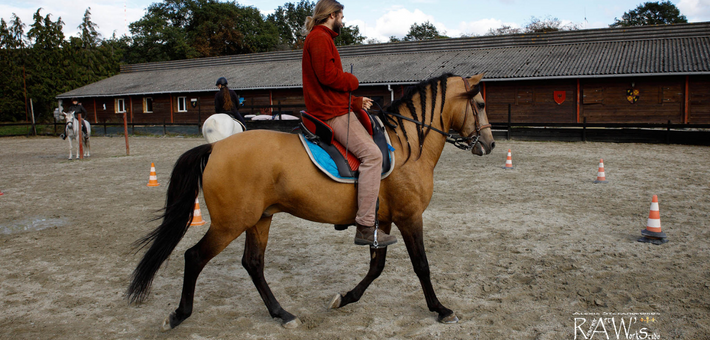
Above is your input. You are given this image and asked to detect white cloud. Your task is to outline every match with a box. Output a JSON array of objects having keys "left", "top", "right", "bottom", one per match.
[
  {"left": 0, "top": 2, "right": 146, "bottom": 39},
  {"left": 347, "top": 7, "right": 453, "bottom": 43},
  {"left": 677, "top": 0, "right": 710, "bottom": 22},
  {"left": 457, "top": 18, "right": 520, "bottom": 36}
]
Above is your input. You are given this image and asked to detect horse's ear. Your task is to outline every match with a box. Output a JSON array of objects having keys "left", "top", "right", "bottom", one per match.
[{"left": 467, "top": 73, "right": 485, "bottom": 85}]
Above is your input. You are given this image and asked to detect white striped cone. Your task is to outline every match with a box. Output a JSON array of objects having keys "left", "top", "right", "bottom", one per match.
[
  {"left": 503, "top": 149, "right": 514, "bottom": 169},
  {"left": 594, "top": 159, "right": 608, "bottom": 183},
  {"left": 147, "top": 162, "right": 160, "bottom": 187},
  {"left": 190, "top": 198, "right": 207, "bottom": 226},
  {"left": 641, "top": 195, "right": 666, "bottom": 239}
]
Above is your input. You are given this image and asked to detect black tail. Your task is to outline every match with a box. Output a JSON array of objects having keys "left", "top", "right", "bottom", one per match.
[{"left": 126, "top": 144, "right": 213, "bottom": 304}]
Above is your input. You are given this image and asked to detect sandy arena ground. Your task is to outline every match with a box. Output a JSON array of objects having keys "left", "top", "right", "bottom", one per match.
[{"left": 0, "top": 135, "right": 709, "bottom": 339}]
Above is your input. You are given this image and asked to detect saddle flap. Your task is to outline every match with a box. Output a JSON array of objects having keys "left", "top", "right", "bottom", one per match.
[
  {"left": 354, "top": 109, "right": 374, "bottom": 136},
  {"left": 300, "top": 111, "right": 334, "bottom": 145}
]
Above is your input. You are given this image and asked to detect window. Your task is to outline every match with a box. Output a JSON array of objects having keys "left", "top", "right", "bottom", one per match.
[
  {"left": 144, "top": 97, "right": 154, "bottom": 113},
  {"left": 177, "top": 96, "right": 187, "bottom": 112},
  {"left": 115, "top": 98, "right": 126, "bottom": 113}
]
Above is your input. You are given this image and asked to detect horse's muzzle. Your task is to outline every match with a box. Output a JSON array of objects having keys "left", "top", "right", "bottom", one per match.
[{"left": 471, "top": 140, "right": 495, "bottom": 156}]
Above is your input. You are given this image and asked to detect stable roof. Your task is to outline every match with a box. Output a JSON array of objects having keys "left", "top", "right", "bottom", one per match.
[{"left": 58, "top": 22, "right": 710, "bottom": 99}]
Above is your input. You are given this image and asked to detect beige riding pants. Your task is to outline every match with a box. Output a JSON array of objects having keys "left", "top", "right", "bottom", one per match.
[{"left": 326, "top": 113, "right": 383, "bottom": 227}]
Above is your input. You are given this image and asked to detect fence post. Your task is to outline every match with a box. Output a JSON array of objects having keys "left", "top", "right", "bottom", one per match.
[
  {"left": 123, "top": 112, "right": 130, "bottom": 156},
  {"left": 507, "top": 103, "right": 511, "bottom": 140},
  {"left": 582, "top": 117, "right": 587, "bottom": 142},
  {"left": 78, "top": 114, "right": 84, "bottom": 160}
]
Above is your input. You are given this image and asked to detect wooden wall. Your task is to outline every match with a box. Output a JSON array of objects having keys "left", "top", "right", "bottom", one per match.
[{"left": 76, "top": 76, "right": 707, "bottom": 125}]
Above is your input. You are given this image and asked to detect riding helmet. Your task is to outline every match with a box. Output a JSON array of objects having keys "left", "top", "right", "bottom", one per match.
[{"left": 215, "top": 77, "right": 228, "bottom": 86}]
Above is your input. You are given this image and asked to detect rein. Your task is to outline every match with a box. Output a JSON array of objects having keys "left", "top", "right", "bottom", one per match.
[{"left": 378, "top": 77, "right": 491, "bottom": 151}]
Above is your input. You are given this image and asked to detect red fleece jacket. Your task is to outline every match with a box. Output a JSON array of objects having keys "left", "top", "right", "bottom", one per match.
[{"left": 302, "top": 25, "right": 363, "bottom": 121}]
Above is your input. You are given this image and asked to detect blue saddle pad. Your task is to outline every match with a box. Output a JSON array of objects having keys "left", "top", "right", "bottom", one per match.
[{"left": 298, "top": 134, "right": 395, "bottom": 184}]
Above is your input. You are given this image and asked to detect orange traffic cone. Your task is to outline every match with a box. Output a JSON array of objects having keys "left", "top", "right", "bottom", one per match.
[
  {"left": 147, "top": 163, "right": 160, "bottom": 187},
  {"left": 638, "top": 195, "right": 668, "bottom": 244},
  {"left": 502, "top": 149, "right": 514, "bottom": 170},
  {"left": 190, "top": 198, "right": 207, "bottom": 226},
  {"left": 0, "top": 190, "right": 3, "bottom": 196},
  {"left": 594, "top": 159, "right": 608, "bottom": 183}
]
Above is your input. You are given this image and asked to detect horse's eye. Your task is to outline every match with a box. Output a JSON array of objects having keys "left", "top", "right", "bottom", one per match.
[{"left": 477, "top": 102, "right": 485, "bottom": 110}]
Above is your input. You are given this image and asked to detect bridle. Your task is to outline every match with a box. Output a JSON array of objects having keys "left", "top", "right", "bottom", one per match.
[
  {"left": 457, "top": 77, "right": 492, "bottom": 151},
  {"left": 380, "top": 77, "right": 491, "bottom": 151}
]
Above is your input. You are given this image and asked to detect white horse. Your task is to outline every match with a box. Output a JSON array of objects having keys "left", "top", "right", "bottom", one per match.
[
  {"left": 201, "top": 113, "right": 246, "bottom": 143},
  {"left": 62, "top": 111, "right": 91, "bottom": 160}
]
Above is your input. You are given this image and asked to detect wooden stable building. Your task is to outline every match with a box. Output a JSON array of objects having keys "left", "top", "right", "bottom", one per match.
[{"left": 58, "top": 22, "right": 710, "bottom": 125}]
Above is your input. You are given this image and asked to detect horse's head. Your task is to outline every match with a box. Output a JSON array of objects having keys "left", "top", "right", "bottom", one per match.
[
  {"left": 452, "top": 74, "right": 495, "bottom": 156},
  {"left": 63, "top": 111, "right": 75, "bottom": 127}
]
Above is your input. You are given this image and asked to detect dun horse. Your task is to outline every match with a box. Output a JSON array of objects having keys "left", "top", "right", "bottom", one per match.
[{"left": 128, "top": 73, "right": 495, "bottom": 330}]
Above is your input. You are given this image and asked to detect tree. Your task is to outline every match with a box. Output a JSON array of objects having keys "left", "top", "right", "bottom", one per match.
[
  {"left": 189, "top": 2, "right": 279, "bottom": 56},
  {"left": 485, "top": 25, "right": 522, "bottom": 36},
  {"left": 128, "top": 0, "right": 279, "bottom": 62},
  {"left": 610, "top": 1, "right": 687, "bottom": 27},
  {"left": 26, "top": 9, "right": 67, "bottom": 121},
  {"left": 334, "top": 24, "right": 365, "bottom": 46},
  {"left": 267, "top": 0, "right": 315, "bottom": 50},
  {"left": 524, "top": 16, "right": 579, "bottom": 33},
  {"left": 0, "top": 15, "right": 29, "bottom": 121},
  {"left": 403, "top": 21, "right": 448, "bottom": 41},
  {"left": 78, "top": 8, "right": 101, "bottom": 48}
]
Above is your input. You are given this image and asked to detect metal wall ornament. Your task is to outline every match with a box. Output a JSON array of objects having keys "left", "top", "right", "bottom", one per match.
[
  {"left": 626, "top": 88, "right": 640, "bottom": 104},
  {"left": 553, "top": 91, "right": 566, "bottom": 105}
]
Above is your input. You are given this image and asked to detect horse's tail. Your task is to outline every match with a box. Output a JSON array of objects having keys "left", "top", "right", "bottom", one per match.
[{"left": 126, "top": 143, "right": 213, "bottom": 304}]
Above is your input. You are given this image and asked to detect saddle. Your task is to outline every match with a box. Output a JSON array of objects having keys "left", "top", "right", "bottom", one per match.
[{"left": 297, "top": 110, "right": 395, "bottom": 183}]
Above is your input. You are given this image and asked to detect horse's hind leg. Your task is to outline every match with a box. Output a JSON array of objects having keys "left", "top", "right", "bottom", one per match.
[
  {"left": 399, "top": 216, "right": 458, "bottom": 323},
  {"left": 242, "top": 216, "right": 300, "bottom": 328},
  {"left": 162, "top": 225, "right": 242, "bottom": 331},
  {"left": 329, "top": 222, "right": 390, "bottom": 309},
  {"left": 84, "top": 137, "right": 90, "bottom": 157}
]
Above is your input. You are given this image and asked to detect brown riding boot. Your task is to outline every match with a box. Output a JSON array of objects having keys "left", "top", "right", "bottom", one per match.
[{"left": 354, "top": 223, "right": 397, "bottom": 247}]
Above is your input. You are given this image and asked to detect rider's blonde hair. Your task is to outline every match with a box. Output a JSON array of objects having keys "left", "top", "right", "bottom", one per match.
[{"left": 304, "top": 0, "right": 344, "bottom": 33}]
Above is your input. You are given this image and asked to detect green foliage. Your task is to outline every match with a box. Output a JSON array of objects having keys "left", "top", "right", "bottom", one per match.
[
  {"left": 0, "top": 1, "right": 369, "bottom": 122},
  {"left": 0, "top": 8, "right": 120, "bottom": 122},
  {"left": 611, "top": 1, "right": 688, "bottom": 27},
  {"left": 267, "top": 0, "right": 315, "bottom": 49},
  {"left": 403, "top": 21, "right": 448, "bottom": 41},
  {"left": 128, "top": 0, "right": 279, "bottom": 62},
  {"left": 334, "top": 24, "right": 365, "bottom": 46}
]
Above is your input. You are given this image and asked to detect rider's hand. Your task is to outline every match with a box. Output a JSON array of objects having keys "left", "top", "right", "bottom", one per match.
[{"left": 362, "top": 97, "right": 373, "bottom": 110}]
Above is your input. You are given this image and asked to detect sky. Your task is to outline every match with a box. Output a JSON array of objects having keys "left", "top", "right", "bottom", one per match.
[{"left": 1, "top": 0, "right": 709, "bottom": 43}]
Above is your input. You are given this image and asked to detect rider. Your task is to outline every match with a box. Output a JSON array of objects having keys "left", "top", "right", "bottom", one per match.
[
  {"left": 61, "top": 98, "right": 88, "bottom": 140},
  {"left": 214, "top": 77, "right": 246, "bottom": 125},
  {"left": 302, "top": 0, "right": 396, "bottom": 247}
]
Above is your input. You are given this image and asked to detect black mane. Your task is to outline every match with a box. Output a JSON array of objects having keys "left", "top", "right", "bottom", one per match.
[{"left": 382, "top": 73, "right": 458, "bottom": 162}]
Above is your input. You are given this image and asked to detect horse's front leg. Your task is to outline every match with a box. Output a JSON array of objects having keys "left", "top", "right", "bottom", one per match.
[
  {"left": 330, "top": 222, "right": 390, "bottom": 309},
  {"left": 399, "top": 216, "right": 458, "bottom": 323},
  {"left": 67, "top": 137, "right": 74, "bottom": 160},
  {"left": 242, "top": 217, "right": 300, "bottom": 328}
]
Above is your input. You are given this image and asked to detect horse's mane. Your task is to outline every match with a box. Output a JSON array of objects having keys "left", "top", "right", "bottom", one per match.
[{"left": 381, "top": 73, "right": 480, "bottom": 162}]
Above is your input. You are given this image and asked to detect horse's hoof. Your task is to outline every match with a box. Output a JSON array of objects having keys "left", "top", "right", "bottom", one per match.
[
  {"left": 282, "top": 317, "right": 301, "bottom": 329},
  {"left": 328, "top": 293, "right": 342, "bottom": 309},
  {"left": 161, "top": 317, "right": 172, "bottom": 332},
  {"left": 161, "top": 311, "right": 178, "bottom": 332},
  {"left": 438, "top": 313, "right": 459, "bottom": 324}
]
